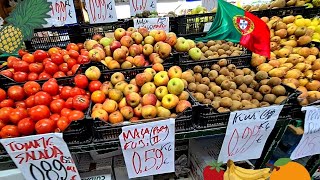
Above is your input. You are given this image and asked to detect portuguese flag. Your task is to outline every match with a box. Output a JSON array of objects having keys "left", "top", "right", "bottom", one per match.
[{"left": 197, "top": 0, "right": 270, "bottom": 58}]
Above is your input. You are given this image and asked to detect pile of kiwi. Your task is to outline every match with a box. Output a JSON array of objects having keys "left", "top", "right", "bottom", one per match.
[
  {"left": 185, "top": 59, "right": 288, "bottom": 113},
  {"left": 196, "top": 40, "right": 245, "bottom": 60}
]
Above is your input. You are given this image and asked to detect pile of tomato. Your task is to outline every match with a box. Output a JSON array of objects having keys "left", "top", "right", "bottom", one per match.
[
  {"left": 0, "top": 74, "right": 91, "bottom": 138},
  {"left": 0, "top": 43, "right": 90, "bottom": 82}
]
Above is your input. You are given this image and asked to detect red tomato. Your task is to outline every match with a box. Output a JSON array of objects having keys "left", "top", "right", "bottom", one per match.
[
  {"left": 80, "top": 49, "right": 89, "bottom": 56},
  {"left": 9, "top": 107, "right": 28, "bottom": 124},
  {"left": 48, "top": 47, "right": 59, "bottom": 56},
  {"left": 71, "top": 64, "right": 80, "bottom": 74},
  {"left": 0, "top": 88, "right": 6, "bottom": 102},
  {"left": 88, "top": 81, "right": 102, "bottom": 93},
  {"left": 42, "top": 80, "right": 59, "bottom": 96},
  {"left": 66, "top": 43, "right": 79, "bottom": 52},
  {"left": 0, "top": 121, "right": 6, "bottom": 130},
  {"left": 60, "top": 86, "right": 72, "bottom": 100},
  {"left": 38, "top": 72, "right": 52, "bottom": 80},
  {"left": 13, "top": 72, "right": 28, "bottom": 82},
  {"left": 22, "top": 53, "right": 35, "bottom": 63},
  {"left": 44, "top": 62, "right": 59, "bottom": 75},
  {"left": 0, "top": 107, "right": 14, "bottom": 124},
  {"left": 24, "top": 81, "right": 41, "bottom": 96},
  {"left": 34, "top": 91, "right": 52, "bottom": 106},
  {"left": 18, "top": 49, "right": 28, "bottom": 57},
  {"left": 27, "top": 73, "right": 39, "bottom": 81},
  {"left": 35, "top": 118, "right": 56, "bottom": 134},
  {"left": 68, "top": 50, "right": 79, "bottom": 59},
  {"left": 25, "top": 96, "right": 35, "bottom": 108},
  {"left": 74, "top": 74, "right": 89, "bottom": 89},
  {"left": 67, "top": 71, "right": 73, "bottom": 76},
  {"left": 77, "top": 43, "right": 84, "bottom": 50},
  {"left": 13, "top": 60, "right": 29, "bottom": 72},
  {"left": 50, "top": 114, "right": 61, "bottom": 122},
  {"left": 29, "top": 63, "right": 44, "bottom": 73},
  {"left": 7, "top": 56, "right": 20, "bottom": 68},
  {"left": 72, "top": 95, "right": 90, "bottom": 111},
  {"left": 59, "top": 49, "right": 68, "bottom": 56},
  {"left": 61, "top": 108, "right": 72, "bottom": 117},
  {"left": 70, "top": 87, "right": 83, "bottom": 97},
  {"left": 33, "top": 50, "right": 48, "bottom": 62},
  {"left": 17, "top": 118, "right": 35, "bottom": 135},
  {"left": 53, "top": 71, "right": 66, "bottom": 78},
  {"left": 29, "top": 105, "right": 50, "bottom": 122},
  {"left": 66, "top": 58, "right": 77, "bottom": 69},
  {"left": 91, "top": 90, "right": 106, "bottom": 104},
  {"left": 51, "top": 53, "right": 64, "bottom": 65},
  {"left": 0, "top": 99, "right": 14, "bottom": 108},
  {"left": 42, "top": 58, "right": 52, "bottom": 66},
  {"left": 8, "top": 86, "right": 25, "bottom": 101},
  {"left": 50, "top": 99, "right": 65, "bottom": 113},
  {"left": 68, "top": 110, "right": 84, "bottom": 121},
  {"left": 56, "top": 117, "right": 71, "bottom": 132},
  {"left": 77, "top": 55, "right": 90, "bottom": 64},
  {"left": 0, "top": 125, "right": 20, "bottom": 138},
  {"left": 0, "top": 70, "right": 14, "bottom": 78},
  {"left": 65, "top": 98, "right": 73, "bottom": 109},
  {"left": 59, "top": 63, "right": 69, "bottom": 73},
  {"left": 15, "top": 101, "right": 26, "bottom": 108}
]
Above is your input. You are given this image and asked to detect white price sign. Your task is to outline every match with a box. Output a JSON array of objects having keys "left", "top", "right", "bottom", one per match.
[
  {"left": 85, "top": 0, "right": 117, "bottom": 24},
  {"left": 44, "top": 0, "right": 77, "bottom": 27},
  {"left": 202, "top": 0, "right": 217, "bottom": 11},
  {"left": 119, "top": 118, "right": 175, "bottom": 179},
  {"left": 130, "top": 0, "right": 157, "bottom": 17},
  {"left": 133, "top": 17, "right": 169, "bottom": 32},
  {"left": 203, "top": 22, "right": 213, "bottom": 32},
  {"left": 1, "top": 133, "right": 80, "bottom": 180},
  {"left": 218, "top": 105, "right": 283, "bottom": 163},
  {"left": 291, "top": 106, "right": 320, "bottom": 160}
]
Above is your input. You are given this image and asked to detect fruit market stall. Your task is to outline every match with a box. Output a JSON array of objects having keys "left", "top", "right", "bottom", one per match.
[{"left": 0, "top": 0, "right": 320, "bottom": 179}]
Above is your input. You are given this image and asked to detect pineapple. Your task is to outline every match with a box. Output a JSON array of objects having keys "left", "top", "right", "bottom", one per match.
[{"left": 0, "top": 0, "right": 51, "bottom": 54}]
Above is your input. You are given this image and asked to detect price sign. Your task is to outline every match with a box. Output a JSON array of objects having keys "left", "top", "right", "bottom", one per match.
[
  {"left": 119, "top": 118, "right": 175, "bottom": 178},
  {"left": 203, "top": 22, "right": 213, "bottom": 32},
  {"left": 130, "top": 0, "right": 157, "bottom": 17},
  {"left": 291, "top": 106, "right": 320, "bottom": 160},
  {"left": 44, "top": 0, "right": 77, "bottom": 27},
  {"left": 84, "top": 0, "right": 117, "bottom": 24},
  {"left": 1, "top": 133, "right": 80, "bottom": 180},
  {"left": 202, "top": 0, "right": 217, "bottom": 11},
  {"left": 133, "top": 17, "right": 169, "bottom": 32},
  {"left": 218, "top": 105, "right": 284, "bottom": 163}
]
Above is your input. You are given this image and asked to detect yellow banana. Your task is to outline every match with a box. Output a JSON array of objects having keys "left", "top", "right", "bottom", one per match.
[
  {"left": 233, "top": 167, "right": 271, "bottom": 180},
  {"left": 228, "top": 165, "right": 242, "bottom": 180},
  {"left": 224, "top": 168, "right": 230, "bottom": 180}
]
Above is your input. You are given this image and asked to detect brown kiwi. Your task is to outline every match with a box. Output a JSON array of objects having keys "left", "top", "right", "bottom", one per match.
[
  {"left": 196, "top": 84, "right": 209, "bottom": 94},
  {"left": 220, "top": 90, "right": 231, "bottom": 98},
  {"left": 186, "top": 69, "right": 194, "bottom": 75},
  {"left": 231, "top": 94, "right": 242, "bottom": 101},
  {"left": 202, "top": 68, "right": 210, "bottom": 77},
  {"left": 238, "top": 84, "right": 248, "bottom": 92},
  {"left": 243, "top": 75, "right": 254, "bottom": 85},
  {"left": 230, "top": 82, "right": 237, "bottom": 89},
  {"left": 220, "top": 97, "right": 233, "bottom": 107},
  {"left": 275, "top": 96, "right": 287, "bottom": 104},
  {"left": 242, "top": 68, "right": 252, "bottom": 75},
  {"left": 241, "top": 100, "right": 252, "bottom": 106},
  {"left": 209, "top": 82, "right": 217, "bottom": 91},
  {"left": 205, "top": 91, "right": 215, "bottom": 100},
  {"left": 229, "top": 89, "right": 235, "bottom": 94},
  {"left": 211, "top": 101, "right": 220, "bottom": 109},
  {"left": 229, "top": 72, "right": 235, "bottom": 78},
  {"left": 230, "top": 100, "right": 243, "bottom": 111},
  {"left": 234, "top": 89, "right": 243, "bottom": 95},
  {"left": 252, "top": 92, "right": 263, "bottom": 101},
  {"left": 227, "top": 64, "right": 236, "bottom": 71},
  {"left": 246, "top": 88, "right": 255, "bottom": 95},
  {"left": 194, "top": 93, "right": 205, "bottom": 103},
  {"left": 267, "top": 77, "right": 282, "bottom": 86},
  {"left": 241, "top": 93, "right": 252, "bottom": 100},
  {"left": 215, "top": 75, "right": 228, "bottom": 85},
  {"left": 233, "top": 75, "right": 244, "bottom": 86},
  {"left": 259, "top": 85, "right": 272, "bottom": 94},
  {"left": 211, "top": 64, "right": 221, "bottom": 71},
  {"left": 234, "top": 69, "right": 245, "bottom": 76},
  {"left": 249, "top": 80, "right": 259, "bottom": 90},
  {"left": 217, "top": 107, "right": 230, "bottom": 113},
  {"left": 193, "top": 65, "right": 202, "bottom": 73},
  {"left": 221, "top": 80, "right": 232, "bottom": 90},
  {"left": 208, "top": 70, "right": 219, "bottom": 81},
  {"left": 260, "top": 101, "right": 270, "bottom": 107},
  {"left": 260, "top": 79, "right": 269, "bottom": 86},
  {"left": 217, "top": 49, "right": 226, "bottom": 55},
  {"left": 201, "top": 46, "right": 209, "bottom": 53},
  {"left": 188, "top": 83, "right": 197, "bottom": 92},
  {"left": 213, "top": 96, "right": 222, "bottom": 101},
  {"left": 194, "top": 73, "right": 202, "bottom": 82},
  {"left": 251, "top": 99, "right": 260, "bottom": 107},
  {"left": 263, "top": 94, "right": 277, "bottom": 103},
  {"left": 271, "top": 85, "right": 286, "bottom": 96},
  {"left": 202, "top": 99, "right": 212, "bottom": 104},
  {"left": 201, "top": 77, "right": 211, "bottom": 85},
  {"left": 255, "top": 71, "right": 269, "bottom": 81},
  {"left": 210, "top": 85, "right": 222, "bottom": 95},
  {"left": 219, "top": 67, "right": 230, "bottom": 76},
  {"left": 218, "top": 59, "right": 228, "bottom": 67}
]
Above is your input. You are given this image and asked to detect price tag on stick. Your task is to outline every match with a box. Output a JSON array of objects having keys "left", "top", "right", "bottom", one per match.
[
  {"left": 1, "top": 133, "right": 80, "bottom": 180},
  {"left": 44, "top": 0, "right": 77, "bottom": 27},
  {"left": 84, "top": 0, "right": 118, "bottom": 24},
  {"left": 133, "top": 17, "right": 169, "bottom": 32},
  {"left": 119, "top": 118, "right": 175, "bottom": 179},
  {"left": 130, "top": 0, "right": 157, "bottom": 17},
  {"left": 290, "top": 106, "right": 320, "bottom": 160},
  {"left": 218, "top": 105, "right": 284, "bottom": 163}
]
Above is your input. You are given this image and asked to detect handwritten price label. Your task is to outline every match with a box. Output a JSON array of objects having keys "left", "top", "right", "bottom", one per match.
[
  {"left": 119, "top": 118, "right": 175, "bottom": 178},
  {"left": 133, "top": 17, "right": 169, "bottom": 32},
  {"left": 218, "top": 105, "right": 283, "bottom": 163},
  {"left": 0, "top": 133, "right": 80, "bottom": 180},
  {"left": 85, "top": 0, "right": 118, "bottom": 24},
  {"left": 202, "top": 0, "right": 217, "bottom": 11},
  {"left": 291, "top": 106, "right": 320, "bottom": 160},
  {"left": 130, "top": 0, "right": 157, "bottom": 16},
  {"left": 44, "top": 0, "right": 77, "bottom": 27}
]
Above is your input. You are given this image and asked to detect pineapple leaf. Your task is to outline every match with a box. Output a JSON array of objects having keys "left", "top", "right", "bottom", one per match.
[{"left": 5, "top": 0, "right": 51, "bottom": 40}]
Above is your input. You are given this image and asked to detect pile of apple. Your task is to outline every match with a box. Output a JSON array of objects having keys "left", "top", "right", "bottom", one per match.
[
  {"left": 89, "top": 64, "right": 192, "bottom": 124},
  {"left": 84, "top": 27, "right": 196, "bottom": 70},
  {"left": 0, "top": 43, "right": 90, "bottom": 82}
]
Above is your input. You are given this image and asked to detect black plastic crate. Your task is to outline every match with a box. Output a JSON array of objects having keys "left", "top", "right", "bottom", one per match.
[
  {"left": 179, "top": 55, "right": 252, "bottom": 71},
  {"left": 175, "top": 13, "right": 215, "bottom": 37},
  {"left": 24, "top": 24, "right": 81, "bottom": 51},
  {"left": 268, "top": 6, "right": 306, "bottom": 17},
  {"left": 79, "top": 20, "right": 130, "bottom": 41},
  {"left": 304, "top": 7, "right": 320, "bottom": 18}
]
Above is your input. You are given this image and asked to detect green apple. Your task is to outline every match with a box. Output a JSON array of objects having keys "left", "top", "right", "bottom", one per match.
[
  {"left": 174, "top": 37, "right": 190, "bottom": 52},
  {"left": 167, "top": 78, "right": 184, "bottom": 95},
  {"left": 155, "top": 86, "right": 168, "bottom": 100},
  {"left": 188, "top": 47, "right": 202, "bottom": 61},
  {"left": 100, "top": 37, "right": 113, "bottom": 47},
  {"left": 141, "top": 82, "right": 156, "bottom": 95},
  {"left": 161, "top": 94, "right": 179, "bottom": 109}
]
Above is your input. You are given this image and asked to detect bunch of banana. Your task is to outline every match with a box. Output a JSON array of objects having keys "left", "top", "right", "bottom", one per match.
[{"left": 224, "top": 160, "right": 271, "bottom": 180}]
